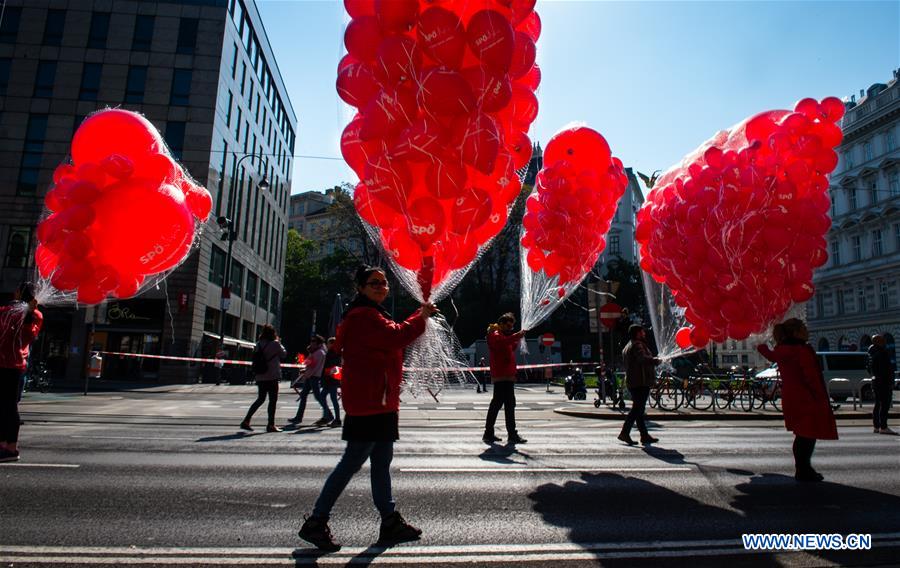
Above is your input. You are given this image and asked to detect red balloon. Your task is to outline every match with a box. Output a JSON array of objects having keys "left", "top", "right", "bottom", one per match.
[
  {"left": 507, "top": 131, "right": 532, "bottom": 170},
  {"left": 374, "top": 36, "right": 421, "bottom": 86},
  {"left": 450, "top": 187, "right": 492, "bottom": 234},
  {"left": 71, "top": 110, "right": 162, "bottom": 167},
  {"left": 336, "top": 62, "right": 379, "bottom": 108},
  {"left": 509, "top": 32, "right": 536, "bottom": 78},
  {"left": 363, "top": 154, "right": 411, "bottom": 212},
  {"left": 375, "top": 0, "right": 418, "bottom": 33},
  {"left": 543, "top": 125, "right": 611, "bottom": 170},
  {"left": 462, "top": 66, "right": 512, "bottom": 113},
  {"left": 360, "top": 87, "right": 417, "bottom": 140},
  {"left": 344, "top": 0, "right": 374, "bottom": 18},
  {"left": 383, "top": 227, "right": 423, "bottom": 270},
  {"left": 87, "top": 180, "right": 195, "bottom": 276},
  {"left": 184, "top": 183, "right": 212, "bottom": 220},
  {"left": 517, "top": 10, "right": 541, "bottom": 42},
  {"left": 407, "top": 196, "right": 446, "bottom": 249},
  {"left": 425, "top": 158, "right": 468, "bottom": 200},
  {"left": 461, "top": 112, "right": 501, "bottom": 174},
  {"left": 391, "top": 116, "right": 445, "bottom": 162},
  {"left": 344, "top": 16, "right": 382, "bottom": 63},
  {"left": 466, "top": 10, "right": 515, "bottom": 73},
  {"left": 675, "top": 327, "right": 692, "bottom": 349},
  {"left": 417, "top": 7, "right": 466, "bottom": 70},
  {"left": 518, "top": 62, "right": 541, "bottom": 91},
  {"left": 418, "top": 67, "right": 476, "bottom": 116},
  {"left": 342, "top": 117, "right": 380, "bottom": 177},
  {"left": 354, "top": 183, "right": 399, "bottom": 228}
]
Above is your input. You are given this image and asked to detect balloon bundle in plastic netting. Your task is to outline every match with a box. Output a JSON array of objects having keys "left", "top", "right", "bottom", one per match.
[
  {"left": 34, "top": 109, "right": 212, "bottom": 306},
  {"left": 338, "top": 0, "right": 541, "bottom": 393},
  {"left": 519, "top": 125, "right": 627, "bottom": 333},
  {"left": 635, "top": 97, "right": 844, "bottom": 353}
]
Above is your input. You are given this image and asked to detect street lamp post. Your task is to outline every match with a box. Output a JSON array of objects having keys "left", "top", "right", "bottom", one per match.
[{"left": 215, "top": 153, "right": 269, "bottom": 383}]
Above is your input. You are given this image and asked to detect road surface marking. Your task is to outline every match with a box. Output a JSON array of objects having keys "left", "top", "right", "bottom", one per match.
[
  {"left": 70, "top": 435, "right": 196, "bottom": 440},
  {"left": 0, "top": 463, "right": 79, "bottom": 468},
  {"left": 400, "top": 466, "right": 694, "bottom": 473}
]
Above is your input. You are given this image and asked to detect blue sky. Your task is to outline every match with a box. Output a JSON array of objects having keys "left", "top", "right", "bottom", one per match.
[{"left": 255, "top": 0, "right": 900, "bottom": 195}]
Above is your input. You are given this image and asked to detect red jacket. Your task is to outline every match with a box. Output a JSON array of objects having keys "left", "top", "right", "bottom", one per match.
[
  {"left": 758, "top": 343, "right": 838, "bottom": 440},
  {"left": 334, "top": 304, "right": 425, "bottom": 416},
  {"left": 487, "top": 330, "right": 520, "bottom": 380},
  {"left": 0, "top": 303, "right": 43, "bottom": 370}
]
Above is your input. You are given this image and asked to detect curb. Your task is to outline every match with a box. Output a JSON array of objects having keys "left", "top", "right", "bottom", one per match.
[{"left": 553, "top": 407, "right": 900, "bottom": 421}]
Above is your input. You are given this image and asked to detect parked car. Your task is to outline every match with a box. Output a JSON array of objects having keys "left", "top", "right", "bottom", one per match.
[{"left": 755, "top": 351, "right": 875, "bottom": 402}]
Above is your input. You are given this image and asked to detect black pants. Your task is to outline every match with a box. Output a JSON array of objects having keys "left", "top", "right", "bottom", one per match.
[
  {"left": 792, "top": 436, "right": 817, "bottom": 474},
  {"left": 484, "top": 381, "right": 517, "bottom": 435},
  {"left": 1, "top": 368, "right": 23, "bottom": 444},
  {"left": 244, "top": 380, "right": 279, "bottom": 426},
  {"left": 621, "top": 386, "right": 651, "bottom": 436},
  {"left": 872, "top": 379, "right": 893, "bottom": 430}
]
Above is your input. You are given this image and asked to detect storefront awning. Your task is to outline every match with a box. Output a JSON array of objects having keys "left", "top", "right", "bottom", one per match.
[{"left": 202, "top": 331, "right": 256, "bottom": 349}]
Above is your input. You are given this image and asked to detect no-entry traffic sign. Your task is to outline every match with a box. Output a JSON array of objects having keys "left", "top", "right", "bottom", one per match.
[
  {"left": 540, "top": 333, "right": 555, "bottom": 346},
  {"left": 600, "top": 303, "right": 623, "bottom": 329}
]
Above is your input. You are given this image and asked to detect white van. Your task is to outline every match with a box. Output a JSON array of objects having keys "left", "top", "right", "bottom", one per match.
[{"left": 755, "top": 351, "right": 872, "bottom": 402}]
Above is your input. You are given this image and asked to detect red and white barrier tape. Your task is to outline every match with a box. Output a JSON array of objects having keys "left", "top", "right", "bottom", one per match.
[{"left": 97, "top": 351, "right": 595, "bottom": 373}]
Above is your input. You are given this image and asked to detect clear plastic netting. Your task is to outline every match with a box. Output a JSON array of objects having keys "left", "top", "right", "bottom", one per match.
[
  {"left": 635, "top": 97, "right": 844, "bottom": 350},
  {"left": 33, "top": 108, "right": 211, "bottom": 308},
  {"left": 519, "top": 125, "right": 627, "bottom": 335},
  {"left": 338, "top": 0, "right": 542, "bottom": 394},
  {"left": 639, "top": 253, "right": 694, "bottom": 364}
]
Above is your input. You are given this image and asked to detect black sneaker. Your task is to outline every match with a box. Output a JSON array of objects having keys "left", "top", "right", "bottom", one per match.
[
  {"left": 795, "top": 470, "right": 824, "bottom": 482},
  {"left": 0, "top": 449, "right": 20, "bottom": 463},
  {"left": 313, "top": 416, "right": 333, "bottom": 426},
  {"left": 482, "top": 433, "right": 502, "bottom": 444},
  {"left": 239, "top": 421, "right": 253, "bottom": 431},
  {"left": 286, "top": 417, "right": 301, "bottom": 424},
  {"left": 329, "top": 419, "right": 342, "bottom": 428},
  {"left": 640, "top": 434, "right": 659, "bottom": 445},
  {"left": 298, "top": 515, "right": 341, "bottom": 552},
  {"left": 378, "top": 511, "right": 422, "bottom": 544},
  {"left": 617, "top": 432, "right": 636, "bottom": 446}
]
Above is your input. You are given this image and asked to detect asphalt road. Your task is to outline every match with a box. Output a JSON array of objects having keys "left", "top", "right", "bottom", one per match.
[{"left": 2, "top": 386, "right": 899, "bottom": 567}]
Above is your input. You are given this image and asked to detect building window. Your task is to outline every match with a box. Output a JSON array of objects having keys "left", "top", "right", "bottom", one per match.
[
  {"left": 270, "top": 288, "right": 279, "bottom": 314},
  {"left": 34, "top": 61, "right": 57, "bottom": 98},
  {"left": 0, "top": 6, "right": 21, "bottom": 43},
  {"left": 241, "top": 320, "right": 254, "bottom": 341},
  {"left": 231, "top": 43, "right": 238, "bottom": 79},
  {"left": 836, "top": 289, "right": 845, "bottom": 315},
  {"left": 887, "top": 131, "right": 896, "bottom": 153},
  {"left": 4, "top": 227, "right": 32, "bottom": 268},
  {"left": 0, "top": 58, "right": 10, "bottom": 96},
  {"left": 872, "top": 230, "right": 883, "bottom": 256},
  {"left": 240, "top": 61, "right": 247, "bottom": 95},
  {"left": 230, "top": 260, "right": 244, "bottom": 296},
  {"left": 43, "top": 10, "right": 66, "bottom": 46},
  {"left": 235, "top": 107, "right": 242, "bottom": 143},
  {"left": 132, "top": 15, "right": 154, "bottom": 51},
  {"left": 225, "top": 90, "right": 233, "bottom": 127},
  {"left": 857, "top": 287, "right": 867, "bottom": 313},
  {"left": 881, "top": 282, "right": 890, "bottom": 309},
  {"left": 216, "top": 142, "right": 228, "bottom": 216},
  {"left": 259, "top": 281, "right": 270, "bottom": 311},
  {"left": 18, "top": 115, "right": 48, "bottom": 196},
  {"left": 125, "top": 66, "right": 147, "bottom": 104},
  {"left": 170, "top": 69, "right": 192, "bottom": 106},
  {"left": 79, "top": 62, "right": 102, "bottom": 101},
  {"left": 87, "top": 12, "right": 111, "bottom": 49},
  {"left": 164, "top": 121, "right": 186, "bottom": 161},
  {"left": 848, "top": 187, "right": 857, "bottom": 210},
  {"left": 609, "top": 234, "right": 620, "bottom": 255},
  {"left": 208, "top": 245, "right": 226, "bottom": 286},
  {"left": 830, "top": 240, "right": 840, "bottom": 266},
  {"left": 176, "top": 18, "right": 199, "bottom": 55},
  {"left": 870, "top": 180, "right": 878, "bottom": 204},
  {"left": 852, "top": 235, "right": 861, "bottom": 262},
  {"left": 864, "top": 141, "right": 873, "bottom": 162},
  {"left": 203, "top": 307, "right": 220, "bottom": 333},
  {"left": 815, "top": 290, "right": 824, "bottom": 317},
  {"left": 845, "top": 149, "right": 854, "bottom": 170},
  {"left": 896, "top": 224, "right": 900, "bottom": 250},
  {"left": 890, "top": 172, "right": 899, "bottom": 197},
  {"left": 246, "top": 271, "right": 258, "bottom": 304}
]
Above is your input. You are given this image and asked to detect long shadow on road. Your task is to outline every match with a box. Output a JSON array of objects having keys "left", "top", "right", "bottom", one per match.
[{"left": 529, "top": 462, "right": 900, "bottom": 566}]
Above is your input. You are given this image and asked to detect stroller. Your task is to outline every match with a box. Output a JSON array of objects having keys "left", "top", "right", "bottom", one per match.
[
  {"left": 594, "top": 368, "right": 626, "bottom": 410},
  {"left": 564, "top": 368, "right": 588, "bottom": 400}
]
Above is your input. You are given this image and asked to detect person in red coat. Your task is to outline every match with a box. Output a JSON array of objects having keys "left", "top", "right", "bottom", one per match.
[
  {"left": 757, "top": 318, "right": 838, "bottom": 482},
  {"left": 298, "top": 266, "right": 437, "bottom": 552},
  {"left": 482, "top": 312, "right": 526, "bottom": 445},
  {"left": 1, "top": 282, "right": 43, "bottom": 463}
]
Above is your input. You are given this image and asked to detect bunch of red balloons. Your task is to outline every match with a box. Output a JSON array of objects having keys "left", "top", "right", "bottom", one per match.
[
  {"left": 636, "top": 97, "right": 844, "bottom": 348},
  {"left": 35, "top": 109, "right": 212, "bottom": 305},
  {"left": 521, "top": 126, "right": 627, "bottom": 287},
  {"left": 339, "top": 0, "right": 541, "bottom": 299}
]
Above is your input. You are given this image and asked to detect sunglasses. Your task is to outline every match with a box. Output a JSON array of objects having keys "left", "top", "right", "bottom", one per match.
[{"left": 366, "top": 280, "right": 389, "bottom": 289}]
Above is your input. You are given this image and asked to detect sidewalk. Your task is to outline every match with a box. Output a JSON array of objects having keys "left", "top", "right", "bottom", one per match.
[{"left": 555, "top": 402, "right": 900, "bottom": 421}]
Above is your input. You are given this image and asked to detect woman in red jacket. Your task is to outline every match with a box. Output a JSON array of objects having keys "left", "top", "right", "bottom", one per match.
[
  {"left": 0, "top": 282, "right": 43, "bottom": 463},
  {"left": 757, "top": 318, "right": 837, "bottom": 482},
  {"left": 483, "top": 312, "right": 526, "bottom": 445},
  {"left": 299, "top": 266, "right": 437, "bottom": 552}
]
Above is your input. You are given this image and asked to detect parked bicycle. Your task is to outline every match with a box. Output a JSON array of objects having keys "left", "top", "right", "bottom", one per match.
[
  {"left": 651, "top": 374, "right": 683, "bottom": 411},
  {"left": 713, "top": 373, "right": 754, "bottom": 412},
  {"left": 750, "top": 377, "right": 782, "bottom": 411},
  {"left": 681, "top": 375, "right": 715, "bottom": 411},
  {"left": 23, "top": 361, "right": 52, "bottom": 393}
]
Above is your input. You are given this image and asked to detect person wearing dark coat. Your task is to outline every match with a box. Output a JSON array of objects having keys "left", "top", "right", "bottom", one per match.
[
  {"left": 618, "top": 325, "right": 660, "bottom": 445},
  {"left": 240, "top": 324, "right": 286, "bottom": 433},
  {"left": 757, "top": 319, "right": 838, "bottom": 482},
  {"left": 867, "top": 335, "right": 896, "bottom": 435},
  {"left": 298, "top": 266, "right": 437, "bottom": 552},
  {"left": 482, "top": 313, "right": 526, "bottom": 445}
]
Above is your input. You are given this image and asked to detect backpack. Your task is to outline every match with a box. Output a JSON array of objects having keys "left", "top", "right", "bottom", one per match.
[{"left": 251, "top": 342, "right": 273, "bottom": 374}]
